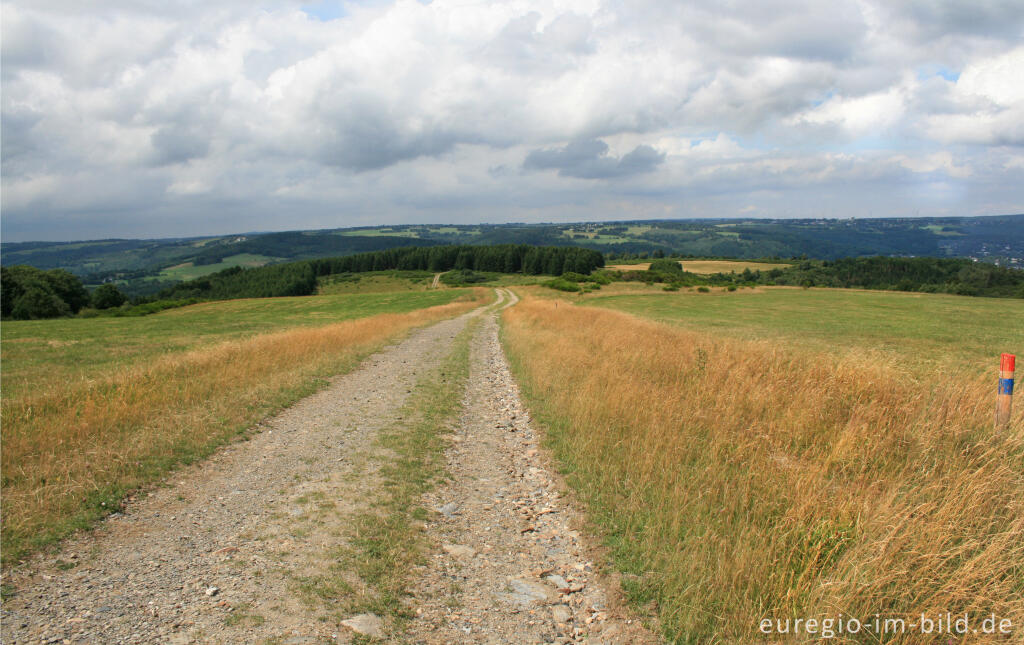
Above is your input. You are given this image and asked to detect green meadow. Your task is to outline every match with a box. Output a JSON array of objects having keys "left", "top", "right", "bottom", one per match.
[
  {"left": 585, "top": 286, "right": 1024, "bottom": 370},
  {"left": 158, "top": 252, "right": 280, "bottom": 280},
  {"left": 317, "top": 270, "right": 436, "bottom": 294},
  {"left": 2, "top": 289, "right": 470, "bottom": 399}
]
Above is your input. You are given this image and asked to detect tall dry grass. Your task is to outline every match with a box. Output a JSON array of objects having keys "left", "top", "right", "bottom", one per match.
[
  {"left": 502, "top": 295, "right": 1024, "bottom": 643},
  {"left": 1, "top": 291, "right": 488, "bottom": 562}
]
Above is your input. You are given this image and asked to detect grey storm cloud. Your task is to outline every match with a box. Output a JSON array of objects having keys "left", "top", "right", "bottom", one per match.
[
  {"left": 150, "top": 126, "right": 210, "bottom": 166},
  {"left": 312, "top": 98, "right": 462, "bottom": 171},
  {"left": 895, "top": 0, "right": 1024, "bottom": 40},
  {"left": 1, "top": 0, "right": 1022, "bottom": 241},
  {"left": 524, "top": 139, "right": 666, "bottom": 179}
]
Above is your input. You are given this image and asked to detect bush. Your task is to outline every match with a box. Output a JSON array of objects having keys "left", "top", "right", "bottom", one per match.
[
  {"left": 697, "top": 286, "right": 710, "bottom": 293},
  {"left": 560, "top": 271, "right": 613, "bottom": 285},
  {"left": 727, "top": 285, "right": 737, "bottom": 292},
  {"left": 648, "top": 259, "right": 684, "bottom": 275},
  {"left": 108, "top": 299, "right": 200, "bottom": 317},
  {"left": 11, "top": 285, "right": 71, "bottom": 319},
  {"left": 543, "top": 278, "right": 582, "bottom": 292},
  {"left": 560, "top": 272, "right": 590, "bottom": 282},
  {"left": 440, "top": 269, "right": 491, "bottom": 285},
  {"left": 91, "top": 284, "right": 127, "bottom": 309}
]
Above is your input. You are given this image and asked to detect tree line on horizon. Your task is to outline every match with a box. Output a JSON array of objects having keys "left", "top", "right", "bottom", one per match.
[
  {"left": 4, "top": 246, "right": 1023, "bottom": 320},
  {"left": 154, "top": 244, "right": 605, "bottom": 301},
  {"left": 627, "top": 256, "right": 1024, "bottom": 298}
]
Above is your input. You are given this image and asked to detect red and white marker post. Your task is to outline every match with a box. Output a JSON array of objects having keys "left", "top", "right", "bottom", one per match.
[{"left": 996, "top": 353, "right": 1015, "bottom": 429}]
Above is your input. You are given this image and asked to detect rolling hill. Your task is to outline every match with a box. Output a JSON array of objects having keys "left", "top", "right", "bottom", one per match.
[{"left": 3, "top": 215, "right": 1022, "bottom": 296}]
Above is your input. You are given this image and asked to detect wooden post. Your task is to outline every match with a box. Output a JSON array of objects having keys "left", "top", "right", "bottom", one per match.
[{"left": 996, "top": 353, "right": 1015, "bottom": 429}]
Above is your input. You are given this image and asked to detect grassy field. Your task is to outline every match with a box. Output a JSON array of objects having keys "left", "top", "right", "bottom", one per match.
[
  {"left": 315, "top": 270, "right": 551, "bottom": 295},
  {"left": 2, "top": 290, "right": 471, "bottom": 400},
  {"left": 317, "top": 270, "right": 436, "bottom": 294},
  {"left": 159, "top": 252, "right": 279, "bottom": 280},
  {"left": 583, "top": 287, "right": 1024, "bottom": 369},
  {"left": 606, "top": 259, "right": 791, "bottom": 273},
  {"left": 1, "top": 288, "right": 490, "bottom": 562},
  {"left": 502, "top": 289, "right": 1024, "bottom": 643}
]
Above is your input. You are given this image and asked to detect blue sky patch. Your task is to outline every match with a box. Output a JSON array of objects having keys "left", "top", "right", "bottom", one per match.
[
  {"left": 301, "top": 0, "right": 346, "bottom": 21},
  {"left": 917, "top": 65, "right": 960, "bottom": 82}
]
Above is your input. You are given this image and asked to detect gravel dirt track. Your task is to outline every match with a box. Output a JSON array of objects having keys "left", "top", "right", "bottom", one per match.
[{"left": 2, "top": 289, "right": 658, "bottom": 644}]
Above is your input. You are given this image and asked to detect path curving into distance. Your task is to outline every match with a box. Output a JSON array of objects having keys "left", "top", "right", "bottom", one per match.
[{"left": 2, "top": 289, "right": 657, "bottom": 644}]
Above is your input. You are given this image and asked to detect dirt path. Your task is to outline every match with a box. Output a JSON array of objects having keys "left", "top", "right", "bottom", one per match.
[
  {"left": 406, "top": 290, "right": 657, "bottom": 644},
  {"left": 430, "top": 273, "right": 441, "bottom": 289},
  {"left": 2, "top": 290, "right": 657, "bottom": 645}
]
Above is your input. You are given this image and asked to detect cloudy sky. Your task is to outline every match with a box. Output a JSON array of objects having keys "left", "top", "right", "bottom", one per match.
[{"left": 2, "top": 0, "right": 1023, "bottom": 241}]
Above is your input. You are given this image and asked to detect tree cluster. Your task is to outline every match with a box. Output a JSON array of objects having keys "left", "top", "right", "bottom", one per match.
[
  {"left": 307, "top": 244, "right": 603, "bottom": 275},
  {"left": 1, "top": 265, "right": 90, "bottom": 319},
  {"left": 647, "top": 258, "right": 684, "bottom": 275},
  {"left": 156, "top": 245, "right": 605, "bottom": 302},
  {"left": 609, "top": 256, "right": 1023, "bottom": 298},
  {"left": 2, "top": 266, "right": 135, "bottom": 319},
  {"left": 156, "top": 262, "right": 318, "bottom": 301},
  {"left": 755, "top": 257, "right": 1024, "bottom": 297}
]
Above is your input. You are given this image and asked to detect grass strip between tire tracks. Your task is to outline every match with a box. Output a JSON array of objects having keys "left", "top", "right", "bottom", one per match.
[{"left": 294, "top": 315, "right": 479, "bottom": 638}]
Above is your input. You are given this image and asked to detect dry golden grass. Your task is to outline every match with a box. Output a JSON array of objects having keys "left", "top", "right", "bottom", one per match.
[
  {"left": 502, "top": 294, "right": 1024, "bottom": 643},
  {"left": 1, "top": 290, "right": 488, "bottom": 562},
  {"left": 606, "top": 260, "right": 790, "bottom": 274}
]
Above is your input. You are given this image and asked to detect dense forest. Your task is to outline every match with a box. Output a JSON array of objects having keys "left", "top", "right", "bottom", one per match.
[
  {"left": 758, "top": 257, "right": 1024, "bottom": 297},
  {"left": 187, "top": 231, "right": 422, "bottom": 266},
  {"left": 156, "top": 245, "right": 605, "bottom": 301}
]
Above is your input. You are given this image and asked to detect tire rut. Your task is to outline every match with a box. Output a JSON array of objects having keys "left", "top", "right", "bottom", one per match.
[{"left": 406, "top": 289, "right": 659, "bottom": 644}]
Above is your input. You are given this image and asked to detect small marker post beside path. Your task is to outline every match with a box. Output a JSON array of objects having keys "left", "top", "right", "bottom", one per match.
[{"left": 996, "top": 353, "right": 1015, "bottom": 429}]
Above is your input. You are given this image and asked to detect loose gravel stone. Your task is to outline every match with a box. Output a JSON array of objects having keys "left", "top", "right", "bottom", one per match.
[{"left": 341, "top": 613, "right": 385, "bottom": 639}]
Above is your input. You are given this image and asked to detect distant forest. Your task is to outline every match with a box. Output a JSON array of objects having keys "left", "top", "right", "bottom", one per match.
[
  {"left": 4, "top": 246, "right": 1023, "bottom": 320},
  {"left": 763, "top": 257, "right": 1024, "bottom": 297},
  {"left": 629, "top": 256, "right": 1024, "bottom": 298},
  {"left": 3, "top": 215, "right": 1022, "bottom": 299},
  {"left": 155, "top": 245, "right": 604, "bottom": 301}
]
